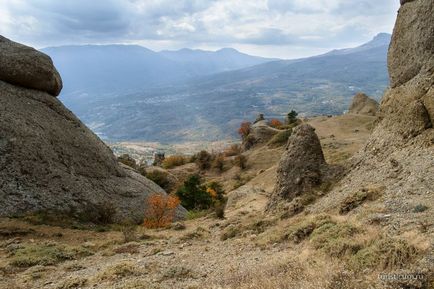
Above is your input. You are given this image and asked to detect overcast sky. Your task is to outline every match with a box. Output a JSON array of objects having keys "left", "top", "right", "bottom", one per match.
[{"left": 0, "top": 0, "right": 399, "bottom": 59}]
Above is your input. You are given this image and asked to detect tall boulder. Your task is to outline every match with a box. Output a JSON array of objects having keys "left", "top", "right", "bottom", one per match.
[
  {"left": 0, "top": 36, "right": 185, "bottom": 222},
  {"left": 348, "top": 93, "right": 379, "bottom": 116},
  {"left": 267, "top": 124, "right": 328, "bottom": 210}
]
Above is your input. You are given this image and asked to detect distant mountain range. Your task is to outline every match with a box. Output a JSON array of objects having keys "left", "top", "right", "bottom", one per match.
[
  {"left": 41, "top": 45, "right": 274, "bottom": 97},
  {"left": 43, "top": 33, "right": 391, "bottom": 142}
]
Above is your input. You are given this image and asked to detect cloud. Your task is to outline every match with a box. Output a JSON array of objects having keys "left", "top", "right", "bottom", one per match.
[{"left": 0, "top": 0, "right": 399, "bottom": 58}]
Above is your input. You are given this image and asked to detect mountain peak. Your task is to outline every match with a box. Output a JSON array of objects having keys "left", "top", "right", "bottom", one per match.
[{"left": 369, "top": 33, "right": 392, "bottom": 46}]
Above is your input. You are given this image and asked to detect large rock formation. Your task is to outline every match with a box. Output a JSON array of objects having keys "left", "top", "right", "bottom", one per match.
[
  {"left": 267, "top": 124, "right": 328, "bottom": 209},
  {"left": 0, "top": 36, "right": 185, "bottom": 222},
  {"left": 348, "top": 93, "right": 379, "bottom": 116},
  {"left": 310, "top": 0, "right": 434, "bottom": 233},
  {"left": 242, "top": 120, "right": 280, "bottom": 150},
  {"left": 0, "top": 36, "right": 62, "bottom": 96}
]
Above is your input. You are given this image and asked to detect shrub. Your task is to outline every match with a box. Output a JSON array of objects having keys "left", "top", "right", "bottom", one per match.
[
  {"left": 212, "top": 154, "right": 225, "bottom": 172},
  {"left": 234, "top": 154, "right": 248, "bottom": 170},
  {"left": 268, "top": 129, "right": 292, "bottom": 147},
  {"left": 117, "top": 154, "right": 137, "bottom": 169},
  {"left": 286, "top": 110, "right": 298, "bottom": 124},
  {"left": 176, "top": 175, "right": 213, "bottom": 210},
  {"left": 143, "top": 193, "right": 180, "bottom": 228},
  {"left": 145, "top": 169, "right": 172, "bottom": 192},
  {"left": 238, "top": 121, "right": 252, "bottom": 141},
  {"left": 195, "top": 150, "right": 213, "bottom": 170},
  {"left": 9, "top": 242, "right": 92, "bottom": 268},
  {"left": 413, "top": 204, "right": 428, "bottom": 213},
  {"left": 224, "top": 144, "right": 241, "bottom": 157},
  {"left": 350, "top": 237, "right": 419, "bottom": 270},
  {"left": 268, "top": 119, "right": 283, "bottom": 128},
  {"left": 162, "top": 155, "right": 186, "bottom": 169}
]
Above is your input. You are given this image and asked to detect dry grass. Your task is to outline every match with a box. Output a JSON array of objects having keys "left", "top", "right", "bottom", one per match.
[
  {"left": 7, "top": 242, "right": 93, "bottom": 268},
  {"left": 95, "top": 261, "right": 144, "bottom": 281},
  {"left": 55, "top": 276, "right": 88, "bottom": 289}
]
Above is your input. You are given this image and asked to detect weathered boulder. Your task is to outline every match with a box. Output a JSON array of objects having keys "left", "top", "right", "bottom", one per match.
[
  {"left": 267, "top": 124, "right": 327, "bottom": 209},
  {"left": 348, "top": 93, "right": 379, "bottom": 116},
  {"left": 0, "top": 37, "right": 186, "bottom": 222},
  {"left": 0, "top": 36, "right": 62, "bottom": 96}
]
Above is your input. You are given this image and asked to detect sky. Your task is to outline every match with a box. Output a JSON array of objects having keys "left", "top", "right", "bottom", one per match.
[{"left": 0, "top": 0, "right": 400, "bottom": 59}]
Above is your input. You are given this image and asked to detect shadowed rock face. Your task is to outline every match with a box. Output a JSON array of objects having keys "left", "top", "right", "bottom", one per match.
[
  {"left": 267, "top": 124, "right": 327, "bottom": 209},
  {"left": 0, "top": 36, "right": 186, "bottom": 222},
  {"left": 0, "top": 36, "right": 62, "bottom": 96}
]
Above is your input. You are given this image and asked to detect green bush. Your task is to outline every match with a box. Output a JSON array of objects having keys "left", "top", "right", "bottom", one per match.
[{"left": 176, "top": 175, "right": 213, "bottom": 210}]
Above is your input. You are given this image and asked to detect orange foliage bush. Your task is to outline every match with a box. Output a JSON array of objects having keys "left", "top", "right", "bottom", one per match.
[
  {"left": 268, "top": 119, "right": 283, "bottom": 128},
  {"left": 238, "top": 122, "right": 251, "bottom": 140},
  {"left": 143, "top": 193, "right": 180, "bottom": 228}
]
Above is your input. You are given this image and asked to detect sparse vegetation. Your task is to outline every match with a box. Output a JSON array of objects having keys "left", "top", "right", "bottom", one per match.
[
  {"left": 8, "top": 242, "right": 92, "bottom": 268},
  {"left": 96, "top": 261, "right": 143, "bottom": 281},
  {"left": 350, "top": 237, "right": 419, "bottom": 270},
  {"left": 162, "top": 155, "right": 187, "bottom": 169},
  {"left": 268, "top": 129, "right": 292, "bottom": 147}
]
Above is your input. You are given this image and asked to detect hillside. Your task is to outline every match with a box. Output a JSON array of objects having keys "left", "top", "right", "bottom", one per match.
[{"left": 59, "top": 33, "right": 390, "bottom": 142}]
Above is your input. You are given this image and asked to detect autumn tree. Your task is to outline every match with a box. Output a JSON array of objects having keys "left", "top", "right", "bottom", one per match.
[
  {"left": 238, "top": 121, "right": 252, "bottom": 141},
  {"left": 143, "top": 193, "right": 180, "bottom": 228}
]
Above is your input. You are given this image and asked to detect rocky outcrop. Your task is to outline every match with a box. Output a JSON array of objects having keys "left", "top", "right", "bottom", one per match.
[
  {"left": 0, "top": 36, "right": 62, "bottom": 96},
  {"left": 267, "top": 124, "right": 328, "bottom": 209},
  {"left": 309, "top": 0, "right": 434, "bottom": 233},
  {"left": 242, "top": 120, "right": 280, "bottom": 150},
  {"left": 348, "top": 93, "right": 379, "bottom": 116},
  {"left": 0, "top": 36, "right": 186, "bottom": 222}
]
